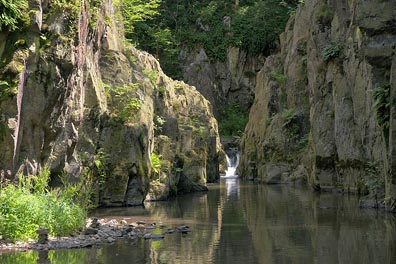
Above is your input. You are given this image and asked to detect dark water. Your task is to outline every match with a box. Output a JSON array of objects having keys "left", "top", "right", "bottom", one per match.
[{"left": 1, "top": 179, "right": 396, "bottom": 263}]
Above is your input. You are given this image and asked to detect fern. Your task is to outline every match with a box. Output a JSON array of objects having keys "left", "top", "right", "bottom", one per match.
[{"left": 0, "top": 0, "right": 28, "bottom": 31}]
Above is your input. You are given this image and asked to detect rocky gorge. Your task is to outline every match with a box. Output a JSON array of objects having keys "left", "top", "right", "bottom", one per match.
[{"left": 0, "top": 0, "right": 395, "bottom": 251}]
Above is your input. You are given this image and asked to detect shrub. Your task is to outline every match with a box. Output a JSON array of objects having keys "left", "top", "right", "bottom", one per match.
[
  {"left": 372, "top": 85, "right": 390, "bottom": 130},
  {"left": 103, "top": 82, "right": 142, "bottom": 123},
  {"left": 218, "top": 103, "right": 249, "bottom": 136},
  {"left": 271, "top": 67, "right": 287, "bottom": 85},
  {"left": 151, "top": 153, "right": 163, "bottom": 177},
  {"left": 0, "top": 167, "right": 87, "bottom": 242},
  {"left": 322, "top": 42, "right": 343, "bottom": 61},
  {"left": 0, "top": 0, "right": 28, "bottom": 31}
]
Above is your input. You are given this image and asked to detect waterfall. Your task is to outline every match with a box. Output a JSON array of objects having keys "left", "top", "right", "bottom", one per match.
[{"left": 224, "top": 149, "right": 240, "bottom": 177}]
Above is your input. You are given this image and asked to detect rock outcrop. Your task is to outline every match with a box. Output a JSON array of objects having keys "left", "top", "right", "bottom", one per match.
[
  {"left": 239, "top": 0, "right": 396, "bottom": 210},
  {"left": 181, "top": 47, "right": 264, "bottom": 116},
  {"left": 0, "top": 0, "right": 220, "bottom": 206}
]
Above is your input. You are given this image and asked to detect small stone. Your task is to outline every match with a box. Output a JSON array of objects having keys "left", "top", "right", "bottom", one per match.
[
  {"left": 107, "top": 237, "right": 116, "bottom": 243},
  {"left": 136, "top": 221, "right": 146, "bottom": 225},
  {"left": 36, "top": 227, "right": 50, "bottom": 244},
  {"left": 150, "top": 234, "right": 165, "bottom": 240},
  {"left": 89, "top": 217, "right": 100, "bottom": 228},
  {"left": 84, "top": 227, "right": 99, "bottom": 235},
  {"left": 166, "top": 229, "right": 175, "bottom": 234}
]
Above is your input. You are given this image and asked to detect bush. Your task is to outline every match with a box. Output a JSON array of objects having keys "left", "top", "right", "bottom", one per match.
[
  {"left": 0, "top": 167, "right": 87, "bottom": 242},
  {"left": 372, "top": 85, "right": 390, "bottom": 130},
  {"left": 151, "top": 153, "right": 162, "bottom": 177},
  {"left": 322, "top": 42, "right": 343, "bottom": 61},
  {"left": 218, "top": 103, "right": 249, "bottom": 136},
  {"left": 128, "top": 0, "right": 299, "bottom": 78},
  {"left": 0, "top": 0, "right": 28, "bottom": 31}
]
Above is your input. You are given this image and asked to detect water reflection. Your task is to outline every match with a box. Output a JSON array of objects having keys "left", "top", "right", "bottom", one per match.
[
  {"left": 1, "top": 180, "right": 395, "bottom": 263},
  {"left": 225, "top": 178, "right": 240, "bottom": 199}
]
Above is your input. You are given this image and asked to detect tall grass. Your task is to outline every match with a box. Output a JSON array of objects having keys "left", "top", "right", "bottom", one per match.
[{"left": 0, "top": 166, "right": 88, "bottom": 242}]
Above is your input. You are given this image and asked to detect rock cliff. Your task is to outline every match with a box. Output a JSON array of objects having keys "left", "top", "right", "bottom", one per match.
[
  {"left": 239, "top": 0, "right": 396, "bottom": 210},
  {"left": 181, "top": 46, "right": 264, "bottom": 117},
  {"left": 0, "top": 0, "right": 221, "bottom": 206}
]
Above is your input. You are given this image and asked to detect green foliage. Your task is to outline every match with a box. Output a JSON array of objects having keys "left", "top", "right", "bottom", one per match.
[
  {"left": 143, "top": 69, "right": 159, "bottom": 83},
  {"left": 154, "top": 115, "right": 166, "bottom": 134},
  {"left": 322, "top": 42, "right": 343, "bottom": 61},
  {"left": 218, "top": 103, "right": 249, "bottom": 136},
  {"left": 281, "top": 108, "right": 307, "bottom": 150},
  {"left": 0, "top": 166, "right": 87, "bottom": 242},
  {"left": 316, "top": 3, "right": 334, "bottom": 25},
  {"left": 120, "top": 0, "right": 161, "bottom": 37},
  {"left": 87, "top": 0, "right": 102, "bottom": 30},
  {"left": 151, "top": 153, "right": 162, "bottom": 176},
  {"left": 0, "top": 80, "right": 18, "bottom": 100},
  {"left": 127, "top": 0, "right": 299, "bottom": 79},
  {"left": 0, "top": 0, "right": 28, "bottom": 31},
  {"left": 372, "top": 85, "right": 390, "bottom": 130},
  {"left": 271, "top": 67, "right": 287, "bottom": 85},
  {"left": 103, "top": 82, "right": 142, "bottom": 123},
  {"left": 281, "top": 108, "right": 297, "bottom": 127},
  {"left": 363, "top": 161, "right": 384, "bottom": 199},
  {"left": 51, "top": 0, "right": 81, "bottom": 24}
]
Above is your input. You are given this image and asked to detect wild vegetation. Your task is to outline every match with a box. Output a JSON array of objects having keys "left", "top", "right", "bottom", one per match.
[
  {"left": 0, "top": 167, "right": 90, "bottom": 242},
  {"left": 127, "top": 0, "right": 301, "bottom": 79},
  {"left": 0, "top": 0, "right": 28, "bottom": 31}
]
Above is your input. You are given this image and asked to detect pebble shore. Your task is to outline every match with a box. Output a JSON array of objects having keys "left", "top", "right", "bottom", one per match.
[{"left": 0, "top": 217, "right": 191, "bottom": 252}]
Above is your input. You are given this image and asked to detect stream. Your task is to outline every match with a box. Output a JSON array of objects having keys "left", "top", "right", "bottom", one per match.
[{"left": 1, "top": 179, "right": 396, "bottom": 263}]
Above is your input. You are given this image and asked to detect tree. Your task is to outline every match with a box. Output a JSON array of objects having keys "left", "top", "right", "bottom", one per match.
[{"left": 120, "top": 0, "right": 161, "bottom": 39}]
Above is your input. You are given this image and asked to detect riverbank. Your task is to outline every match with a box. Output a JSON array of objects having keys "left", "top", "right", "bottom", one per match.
[{"left": 0, "top": 217, "right": 190, "bottom": 252}]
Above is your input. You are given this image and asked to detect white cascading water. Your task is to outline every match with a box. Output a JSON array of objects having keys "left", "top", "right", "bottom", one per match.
[{"left": 224, "top": 151, "right": 240, "bottom": 177}]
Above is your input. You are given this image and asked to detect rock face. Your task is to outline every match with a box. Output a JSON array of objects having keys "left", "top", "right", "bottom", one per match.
[
  {"left": 181, "top": 47, "right": 264, "bottom": 116},
  {"left": 239, "top": 0, "right": 396, "bottom": 210},
  {"left": 0, "top": 0, "right": 220, "bottom": 206}
]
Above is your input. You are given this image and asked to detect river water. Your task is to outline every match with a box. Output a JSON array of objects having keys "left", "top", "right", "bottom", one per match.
[{"left": 1, "top": 179, "right": 396, "bottom": 263}]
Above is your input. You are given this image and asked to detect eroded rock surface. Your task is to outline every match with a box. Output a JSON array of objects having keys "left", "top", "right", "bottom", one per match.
[
  {"left": 239, "top": 0, "right": 396, "bottom": 210},
  {"left": 0, "top": 0, "right": 221, "bottom": 206}
]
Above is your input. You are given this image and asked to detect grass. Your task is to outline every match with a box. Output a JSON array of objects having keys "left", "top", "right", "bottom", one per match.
[{"left": 0, "top": 167, "right": 88, "bottom": 242}]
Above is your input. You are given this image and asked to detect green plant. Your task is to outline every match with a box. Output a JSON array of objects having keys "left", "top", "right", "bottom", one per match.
[
  {"left": 281, "top": 108, "right": 297, "bottom": 127},
  {"left": 372, "top": 85, "right": 390, "bottom": 130},
  {"left": 316, "top": 3, "right": 334, "bottom": 25},
  {"left": 157, "top": 86, "right": 166, "bottom": 97},
  {"left": 103, "top": 82, "right": 142, "bottom": 123},
  {"left": 0, "top": 0, "right": 28, "bottom": 31},
  {"left": 363, "top": 161, "right": 384, "bottom": 200},
  {"left": 322, "top": 42, "right": 343, "bottom": 61},
  {"left": 151, "top": 153, "right": 162, "bottom": 177},
  {"left": 143, "top": 69, "right": 159, "bottom": 83},
  {"left": 120, "top": 0, "right": 161, "bottom": 38},
  {"left": 51, "top": 0, "right": 81, "bottom": 31},
  {"left": 218, "top": 103, "right": 249, "bottom": 136},
  {"left": 271, "top": 67, "right": 287, "bottom": 85},
  {"left": 154, "top": 115, "right": 166, "bottom": 133},
  {"left": 0, "top": 166, "right": 87, "bottom": 242},
  {"left": 127, "top": 0, "right": 298, "bottom": 78}
]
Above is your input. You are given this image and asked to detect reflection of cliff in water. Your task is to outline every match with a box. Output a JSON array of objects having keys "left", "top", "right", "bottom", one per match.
[{"left": 240, "top": 184, "right": 396, "bottom": 264}]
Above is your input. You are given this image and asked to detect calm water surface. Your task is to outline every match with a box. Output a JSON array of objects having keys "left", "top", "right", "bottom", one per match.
[{"left": 1, "top": 179, "right": 396, "bottom": 263}]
